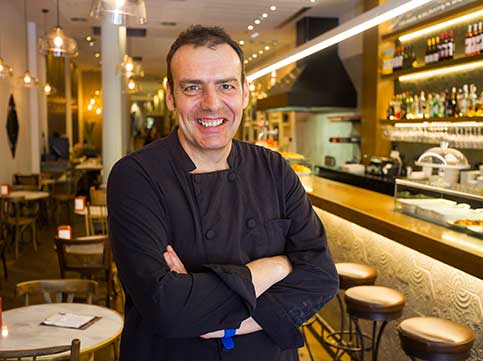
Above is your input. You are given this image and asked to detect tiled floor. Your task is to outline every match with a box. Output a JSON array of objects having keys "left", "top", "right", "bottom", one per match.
[{"left": 0, "top": 215, "right": 340, "bottom": 361}]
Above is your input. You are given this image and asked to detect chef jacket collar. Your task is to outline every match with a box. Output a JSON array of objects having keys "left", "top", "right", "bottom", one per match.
[{"left": 166, "top": 126, "right": 239, "bottom": 173}]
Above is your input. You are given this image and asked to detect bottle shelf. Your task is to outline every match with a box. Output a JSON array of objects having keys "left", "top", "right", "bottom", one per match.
[
  {"left": 381, "top": 53, "right": 483, "bottom": 80},
  {"left": 380, "top": 116, "right": 483, "bottom": 125}
]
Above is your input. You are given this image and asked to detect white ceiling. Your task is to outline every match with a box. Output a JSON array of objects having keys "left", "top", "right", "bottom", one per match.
[{"left": 10, "top": 0, "right": 362, "bottom": 82}]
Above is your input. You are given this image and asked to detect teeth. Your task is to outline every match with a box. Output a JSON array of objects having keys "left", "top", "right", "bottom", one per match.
[{"left": 197, "top": 118, "right": 224, "bottom": 127}]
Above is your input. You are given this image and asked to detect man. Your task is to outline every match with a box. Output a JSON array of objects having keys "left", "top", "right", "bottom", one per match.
[{"left": 107, "top": 25, "right": 338, "bottom": 361}]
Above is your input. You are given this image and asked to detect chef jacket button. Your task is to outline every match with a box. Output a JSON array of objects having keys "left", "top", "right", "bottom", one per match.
[
  {"left": 246, "top": 218, "right": 256, "bottom": 229},
  {"left": 228, "top": 172, "right": 236, "bottom": 182},
  {"left": 205, "top": 229, "right": 216, "bottom": 239}
]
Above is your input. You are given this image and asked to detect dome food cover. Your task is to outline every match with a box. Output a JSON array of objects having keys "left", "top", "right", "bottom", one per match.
[{"left": 415, "top": 142, "right": 470, "bottom": 170}]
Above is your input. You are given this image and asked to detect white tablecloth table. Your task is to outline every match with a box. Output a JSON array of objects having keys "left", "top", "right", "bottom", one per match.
[{"left": 0, "top": 303, "right": 123, "bottom": 359}]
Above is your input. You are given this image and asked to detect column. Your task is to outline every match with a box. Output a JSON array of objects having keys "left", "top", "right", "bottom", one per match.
[
  {"left": 38, "top": 52, "right": 49, "bottom": 157},
  {"left": 101, "top": 17, "right": 126, "bottom": 183},
  {"left": 27, "top": 22, "right": 40, "bottom": 173},
  {"left": 65, "top": 57, "right": 73, "bottom": 148}
]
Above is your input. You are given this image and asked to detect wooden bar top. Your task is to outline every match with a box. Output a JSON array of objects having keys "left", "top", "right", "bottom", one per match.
[{"left": 303, "top": 176, "right": 483, "bottom": 280}]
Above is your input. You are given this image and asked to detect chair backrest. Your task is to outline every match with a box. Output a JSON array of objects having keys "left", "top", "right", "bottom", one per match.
[
  {"left": 52, "top": 176, "right": 79, "bottom": 197},
  {"left": 16, "top": 279, "right": 98, "bottom": 306},
  {"left": 0, "top": 338, "right": 80, "bottom": 361},
  {"left": 54, "top": 235, "right": 111, "bottom": 278},
  {"left": 87, "top": 205, "right": 108, "bottom": 235},
  {"left": 12, "top": 174, "right": 41, "bottom": 190},
  {"left": 89, "top": 186, "right": 106, "bottom": 206}
]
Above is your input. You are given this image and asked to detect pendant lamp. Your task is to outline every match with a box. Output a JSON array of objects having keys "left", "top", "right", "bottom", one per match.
[
  {"left": 90, "top": 0, "right": 147, "bottom": 26},
  {"left": 21, "top": 0, "right": 38, "bottom": 87},
  {"left": 0, "top": 35, "right": 13, "bottom": 79},
  {"left": 39, "top": 9, "right": 55, "bottom": 95},
  {"left": 39, "top": 0, "right": 78, "bottom": 57}
]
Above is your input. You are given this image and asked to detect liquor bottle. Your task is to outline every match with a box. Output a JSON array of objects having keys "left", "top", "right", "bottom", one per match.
[
  {"left": 432, "top": 93, "right": 440, "bottom": 118},
  {"left": 425, "top": 38, "right": 431, "bottom": 64},
  {"left": 456, "top": 88, "right": 464, "bottom": 117},
  {"left": 419, "top": 91, "right": 426, "bottom": 119},
  {"left": 444, "top": 89, "right": 452, "bottom": 117},
  {"left": 439, "top": 92, "right": 446, "bottom": 118},
  {"left": 469, "top": 84, "right": 478, "bottom": 111},
  {"left": 441, "top": 32, "right": 447, "bottom": 60},
  {"left": 435, "top": 36, "right": 440, "bottom": 62},
  {"left": 480, "top": 22, "right": 483, "bottom": 53},
  {"left": 460, "top": 84, "right": 469, "bottom": 116},
  {"left": 451, "top": 87, "right": 458, "bottom": 116},
  {"left": 448, "top": 30, "right": 455, "bottom": 59},
  {"left": 476, "top": 22, "right": 482, "bottom": 55},
  {"left": 414, "top": 94, "right": 420, "bottom": 118},
  {"left": 465, "top": 25, "right": 473, "bottom": 56}
]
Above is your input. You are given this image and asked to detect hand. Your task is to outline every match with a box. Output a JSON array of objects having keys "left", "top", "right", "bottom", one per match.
[
  {"left": 163, "top": 245, "right": 188, "bottom": 274},
  {"left": 199, "top": 317, "right": 262, "bottom": 339},
  {"left": 200, "top": 329, "right": 225, "bottom": 339}
]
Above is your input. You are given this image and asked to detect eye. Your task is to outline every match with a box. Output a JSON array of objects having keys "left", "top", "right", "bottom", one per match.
[
  {"left": 221, "top": 84, "right": 235, "bottom": 91},
  {"left": 184, "top": 85, "right": 201, "bottom": 94}
]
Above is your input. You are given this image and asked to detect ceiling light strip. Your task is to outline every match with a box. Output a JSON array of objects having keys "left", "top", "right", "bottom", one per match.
[
  {"left": 399, "top": 60, "right": 483, "bottom": 81},
  {"left": 246, "top": 0, "right": 433, "bottom": 82},
  {"left": 399, "top": 9, "right": 483, "bottom": 42}
]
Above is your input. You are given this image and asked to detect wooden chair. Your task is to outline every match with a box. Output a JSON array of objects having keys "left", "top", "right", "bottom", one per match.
[
  {"left": 54, "top": 235, "right": 113, "bottom": 307},
  {"left": 89, "top": 186, "right": 106, "bottom": 206},
  {"left": 0, "top": 222, "right": 8, "bottom": 281},
  {"left": 16, "top": 279, "right": 98, "bottom": 306},
  {"left": 0, "top": 196, "right": 37, "bottom": 259},
  {"left": 0, "top": 338, "right": 80, "bottom": 361},
  {"left": 86, "top": 205, "right": 108, "bottom": 235},
  {"left": 12, "top": 173, "right": 41, "bottom": 191},
  {"left": 51, "top": 176, "right": 79, "bottom": 225}
]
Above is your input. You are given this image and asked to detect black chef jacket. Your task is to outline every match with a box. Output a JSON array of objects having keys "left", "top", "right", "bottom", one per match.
[{"left": 107, "top": 129, "right": 339, "bottom": 361}]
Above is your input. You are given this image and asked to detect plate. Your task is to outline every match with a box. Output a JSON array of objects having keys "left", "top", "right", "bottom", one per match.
[{"left": 467, "top": 226, "right": 483, "bottom": 234}]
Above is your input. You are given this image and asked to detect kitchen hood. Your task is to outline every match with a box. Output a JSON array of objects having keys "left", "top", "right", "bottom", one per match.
[{"left": 256, "top": 17, "right": 357, "bottom": 111}]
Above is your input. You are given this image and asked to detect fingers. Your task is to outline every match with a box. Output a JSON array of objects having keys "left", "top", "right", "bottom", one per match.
[{"left": 163, "top": 245, "right": 188, "bottom": 274}]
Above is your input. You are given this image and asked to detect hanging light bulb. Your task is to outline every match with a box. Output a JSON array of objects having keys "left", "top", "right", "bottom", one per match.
[
  {"left": 90, "top": 98, "right": 96, "bottom": 105},
  {"left": 90, "top": 0, "right": 147, "bottom": 26},
  {"left": 0, "top": 57, "right": 13, "bottom": 79},
  {"left": 95, "top": 107, "right": 102, "bottom": 115},
  {"left": 39, "top": 0, "right": 78, "bottom": 57},
  {"left": 128, "top": 77, "right": 136, "bottom": 91},
  {"left": 87, "top": 103, "right": 93, "bottom": 111},
  {"left": 44, "top": 82, "right": 52, "bottom": 95}
]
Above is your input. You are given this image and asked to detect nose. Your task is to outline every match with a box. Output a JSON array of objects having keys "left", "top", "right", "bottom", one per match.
[{"left": 201, "top": 85, "right": 220, "bottom": 111}]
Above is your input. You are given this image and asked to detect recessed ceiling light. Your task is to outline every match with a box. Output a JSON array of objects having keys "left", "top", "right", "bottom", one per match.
[
  {"left": 270, "top": 5, "right": 277, "bottom": 11},
  {"left": 239, "top": 40, "right": 245, "bottom": 45},
  {"left": 244, "top": 60, "right": 248, "bottom": 64},
  {"left": 262, "top": 13, "right": 268, "bottom": 18},
  {"left": 89, "top": 41, "right": 95, "bottom": 47},
  {"left": 265, "top": 45, "right": 270, "bottom": 51},
  {"left": 248, "top": 57, "right": 252, "bottom": 60},
  {"left": 252, "top": 54, "right": 257, "bottom": 58},
  {"left": 86, "top": 36, "right": 92, "bottom": 41},
  {"left": 95, "top": 52, "right": 101, "bottom": 58},
  {"left": 259, "top": 50, "right": 263, "bottom": 54},
  {"left": 254, "top": 19, "right": 261, "bottom": 25},
  {"left": 248, "top": 25, "right": 254, "bottom": 31}
]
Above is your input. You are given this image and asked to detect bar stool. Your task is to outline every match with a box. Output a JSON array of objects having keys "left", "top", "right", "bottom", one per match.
[
  {"left": 344, "top": 285, "right": 406, "bottom": 361},
  {"left": 323, "top": 263, "right": 378, "bottom": 359},
  {"left": 397, "top": 317, "right": 475, "bottom": 361}
]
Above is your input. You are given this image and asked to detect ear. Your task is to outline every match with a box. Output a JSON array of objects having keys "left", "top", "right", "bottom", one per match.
[
  {"left": 166, "top": 82, "right": 176, "bottom": 111},
  {"left": 242, "top": 78, "right": 249, "bottom": 109}
]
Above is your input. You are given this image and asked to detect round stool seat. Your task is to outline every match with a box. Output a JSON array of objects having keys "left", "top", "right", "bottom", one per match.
[
  {"left": 345, "top": 286, "right": 405, "bottom": 320},
  {"left": 398, "top": 317, "right": 475, "bottom": 360},
  {"left": 335, "top": 262, "right": 378, "bottom": 289}
]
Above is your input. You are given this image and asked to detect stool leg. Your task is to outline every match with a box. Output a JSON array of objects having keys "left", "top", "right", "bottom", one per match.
[
  {"left": 301, "top": 325, "right": 315, "bottom": 361},
  {"left": 352, "top": 317, "right": 365, "bottom": 361},
  {"left": 371, "top": 320, "right": 388, "bottom": 361},
  {"left": 336, "top": 292, "right": 345, "bottom": 340}
]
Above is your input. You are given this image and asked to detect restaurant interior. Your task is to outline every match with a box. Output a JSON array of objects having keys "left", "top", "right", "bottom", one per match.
[{"left": 0, "top": 0, "right": 482, "bottom": 360}]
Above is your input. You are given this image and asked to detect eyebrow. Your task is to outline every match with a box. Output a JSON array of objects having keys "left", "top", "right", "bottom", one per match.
[{"left": 179, "top": 78, "right": 239, "bottom": 87}]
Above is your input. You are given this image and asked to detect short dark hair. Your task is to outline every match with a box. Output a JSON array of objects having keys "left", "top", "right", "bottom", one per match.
[{"left": 166, "top": 25, "right": 245, "bottom": 91}]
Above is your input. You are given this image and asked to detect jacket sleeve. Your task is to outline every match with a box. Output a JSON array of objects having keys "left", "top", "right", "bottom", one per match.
[
  {"left": 107, "top": 157, "right": 256, "bottom": 338},
  {"left": 252, "top": 158, "right": 339, "bottom": 349}
]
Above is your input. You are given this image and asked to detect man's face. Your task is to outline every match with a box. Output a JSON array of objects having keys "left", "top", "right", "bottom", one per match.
[{"left": 166, "top": 44, "right": 248, "bottom": 156}]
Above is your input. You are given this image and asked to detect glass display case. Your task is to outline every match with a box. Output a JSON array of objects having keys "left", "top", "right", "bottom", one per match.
[
  {"left": 395, "top": 178, "right": 483, "bottom": 239},
  {"left": 279, "top": 151, "right": 314, "bottom": 178}
]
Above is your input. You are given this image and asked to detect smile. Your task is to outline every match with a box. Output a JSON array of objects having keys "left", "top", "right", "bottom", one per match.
[{"left": 196, "top": 118, "right": 225, "bottom": 127}]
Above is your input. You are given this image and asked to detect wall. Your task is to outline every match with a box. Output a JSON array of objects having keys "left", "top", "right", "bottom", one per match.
[
  {"left": 0, "top": 0, "right": 32, "bottom": 183},
  {"left": 314, "top": 207, "right": 483, "bottom": 361}
]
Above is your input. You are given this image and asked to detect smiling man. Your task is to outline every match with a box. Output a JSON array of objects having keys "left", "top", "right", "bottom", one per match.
[{"left": 107, "top": 26, "right": 339, "bottom": 361}]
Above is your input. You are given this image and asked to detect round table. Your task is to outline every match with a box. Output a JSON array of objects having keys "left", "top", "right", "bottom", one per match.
[
  {"left": 0, "top": 303, "right": 123, "bottom": 358},
  {"left": 4, "top": 191, "right": 50, "bottom": 201}
]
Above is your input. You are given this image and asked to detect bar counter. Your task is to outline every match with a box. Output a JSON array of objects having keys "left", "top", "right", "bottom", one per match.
[
  {"left": 303, "top": 176, "right": 483, "bottom": 360},
  {"left": 303, "top": 176, "right": 483, "bottom": 280}
]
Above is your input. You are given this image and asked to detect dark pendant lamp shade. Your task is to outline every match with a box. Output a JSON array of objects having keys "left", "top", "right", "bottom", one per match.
[{"left": 6, "top": 94, "right": 19, "bottom": 158}]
